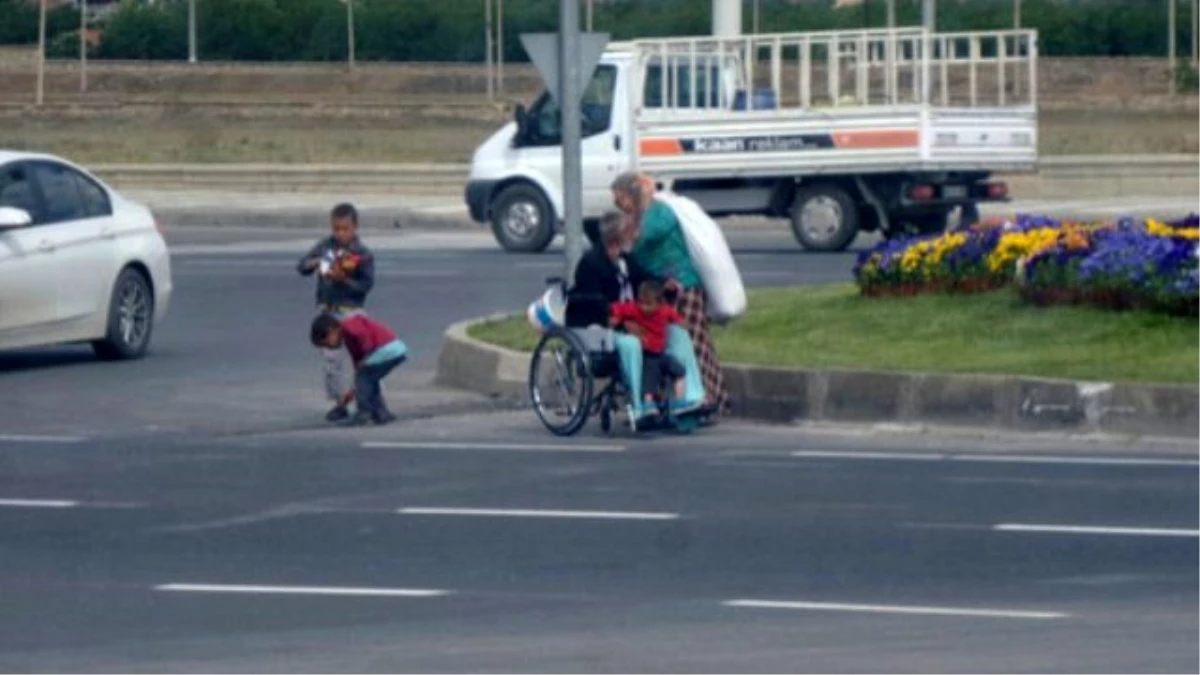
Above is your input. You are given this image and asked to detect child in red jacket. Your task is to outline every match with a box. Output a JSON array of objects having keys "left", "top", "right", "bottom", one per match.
[
  {"left": 610, "top": 280, "right": 687, "bottom": 408},
  {"left": 310, "top": 313, "right": 408, "bottom": 426}
]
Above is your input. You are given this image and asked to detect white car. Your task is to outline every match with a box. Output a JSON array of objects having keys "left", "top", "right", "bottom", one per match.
[{"left": 0, "top": 151, "right": 172, "bottom": 359}]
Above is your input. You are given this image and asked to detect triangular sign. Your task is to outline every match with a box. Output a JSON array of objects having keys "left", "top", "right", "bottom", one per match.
[{"left": 520, "top": 32, "right": 610, "bottom": 106}]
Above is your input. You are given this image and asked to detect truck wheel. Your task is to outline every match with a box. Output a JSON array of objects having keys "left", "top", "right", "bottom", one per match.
[
  {"left": 491, "top": 183, "right": 555, "bottom": 253},
  {"left": 790, "top": 184, "right": 859, "bottom": 252}
]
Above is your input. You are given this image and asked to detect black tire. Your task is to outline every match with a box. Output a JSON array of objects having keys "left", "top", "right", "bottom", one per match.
[
  {"left": 790, "top": 184, "right": 860, "bottom": 252},
  {"left": 491, "top": 183, "right": 555, "bottom": 253},
  {"left": 529, "top": 329, "right": 593, "bottom": 437},
  {"left": 92, "top": 267, "right": 154, "bottom": 361}
]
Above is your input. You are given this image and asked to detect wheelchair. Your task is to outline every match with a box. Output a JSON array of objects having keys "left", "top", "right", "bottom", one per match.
[{"left": 528, "top": 278, "right": 712, "bottom": 437}]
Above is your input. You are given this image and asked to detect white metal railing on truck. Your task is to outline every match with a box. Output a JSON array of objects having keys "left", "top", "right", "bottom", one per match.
[{"left": 632, "top": 27, "right": 1037, "bottom": 116}]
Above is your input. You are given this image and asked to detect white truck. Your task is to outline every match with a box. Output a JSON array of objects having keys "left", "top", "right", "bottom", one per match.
[{"left": 464, "top": 27, "right": 1038, "bottom": 252}]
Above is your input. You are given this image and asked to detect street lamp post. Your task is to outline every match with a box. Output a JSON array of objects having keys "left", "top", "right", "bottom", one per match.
[
  {"left": 36, "top": 0, "right": 46, "bottom": 106},
  {"left": 586, "top": 0, "right": 593, "bottom": 32},
  {"left": 922, "top": 0, "right": 936, "bottom": 31},
  {"left": 887, "top": 0, "right": 896, "bottom": 28},
  {"left": 346, "top": 0, "right": 356, "bottom": 71},
  {"left": 80, "top": 0, "right": 87, "bottom": 93},
  {"left": 1170, "top": 0, "right": 1177, "bottom": 95},
  {"left": 752, "top": 0, "right": 760, "bottom": 34},
  {"left": 485, "top": 0, "right": 494, "bottom": 100},
  {"left": 188, "top": 0, "right": 197, "bottom": 64},
  {"left": 497, "top": 0, "right": 505, "bottom": 96},
  {"left": 1014, "top": 0, "right": 1021, "bottom": 28}
]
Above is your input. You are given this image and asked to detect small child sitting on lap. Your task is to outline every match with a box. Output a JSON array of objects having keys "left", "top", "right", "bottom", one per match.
[
  {"left": 610, "top": 280, "right": 687, "bottom": 409},
  {"left": 310, "top": 313, "right": 407, "bottom": 426}
]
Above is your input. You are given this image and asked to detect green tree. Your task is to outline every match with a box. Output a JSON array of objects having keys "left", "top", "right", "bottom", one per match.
[{"left": 96, "top": 0, "right": 186, "bottom": 60}]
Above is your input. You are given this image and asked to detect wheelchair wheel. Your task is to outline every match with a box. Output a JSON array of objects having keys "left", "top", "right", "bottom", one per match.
[{"left": 529, "top": 329, "right": 594, "bottom": 436}]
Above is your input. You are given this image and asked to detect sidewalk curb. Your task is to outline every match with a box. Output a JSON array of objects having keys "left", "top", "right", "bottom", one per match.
[
  {"left": 153, "top": 206, "right": 474, "bottom": 231},
  {"left": 436, "top": 315, "right": 1200, "bottom": 440}
]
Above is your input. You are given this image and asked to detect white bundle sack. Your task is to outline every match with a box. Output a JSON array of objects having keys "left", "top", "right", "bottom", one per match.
[{"left": 657, "top": 192, "right": 747, "bottom": 323}]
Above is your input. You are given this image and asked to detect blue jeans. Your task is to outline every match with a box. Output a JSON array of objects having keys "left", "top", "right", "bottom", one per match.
[{"left": 355, "top": 355, "right": 406, "bottom": 418}]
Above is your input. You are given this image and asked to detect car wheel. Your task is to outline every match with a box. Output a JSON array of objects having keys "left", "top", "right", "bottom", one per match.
[
  {"left": 491, "top": 183, "right": 555, "bottom": 253},
  {"left": 790, "top": 184, "right": 860, "bottom": 252},
  {"left": 93, "top": 267, "right": 154, "bottom": 361}
]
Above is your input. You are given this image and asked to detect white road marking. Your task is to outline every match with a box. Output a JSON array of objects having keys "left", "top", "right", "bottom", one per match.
[
  {"left": 791, "top": 450, "right": 943, "bottom": 461},
  {"left": 993, "top": 524, "right": 1200, "bottom": 538},
  {"left": 0, "top": 434, "right": 86, "bottom": 444},
  {"left": 0, "top": 498, "right": 79, "bottom": 509},
  {"left": 955, "top": 454, "right": 1200, "bottom": 467},
  {"left": 397, "top": 507, "right": 679, "bottom": 521},
  {"left": 362, "top": 440, "right": 626, "bottom": 453},
  {"left": 723, "top": 599, "right": 1067, "bottom": 619},
  {"left": 789, "top": 450, "right": 1198, "bottom": 468},
  {"left": 155, "top": 583, "right": 449, "bottom": 597}
]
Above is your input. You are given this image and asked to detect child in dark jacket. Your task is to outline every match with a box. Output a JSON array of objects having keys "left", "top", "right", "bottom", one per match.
[
  {"left": 310, "top": 313, "right": 408, "bottom": 426},
  {"left": 297, "top": 203, "right": 376, "bottom": 422}
]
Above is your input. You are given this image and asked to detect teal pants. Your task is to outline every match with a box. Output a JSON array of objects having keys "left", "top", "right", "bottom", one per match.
[{"left": 613, "top": 325, "right": 705, "bottom": 406}]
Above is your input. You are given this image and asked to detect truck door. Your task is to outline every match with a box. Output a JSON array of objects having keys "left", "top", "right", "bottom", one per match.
[{"left": 518, "top": 64, "right": 623, "bottom": 218}]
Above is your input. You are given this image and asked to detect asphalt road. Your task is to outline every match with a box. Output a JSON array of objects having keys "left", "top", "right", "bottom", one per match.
[
  {"left": 0, "top": 414, "right": 1196, "bottom": 673},
  {"left": 0, "top": 227, "right": 858, "bottom": 438},
  {"left": 0, "top": 206, "right": 1197, "bottom": 672}
]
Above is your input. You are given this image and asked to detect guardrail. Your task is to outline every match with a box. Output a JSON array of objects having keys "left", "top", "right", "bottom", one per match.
[{"left": 91, "top": 155, "right": 1199, "bottom": 199}]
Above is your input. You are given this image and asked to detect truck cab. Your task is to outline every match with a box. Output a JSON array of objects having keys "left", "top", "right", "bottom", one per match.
[{"left": 465, "top": 27, "right": 1038, "bottom": 253}]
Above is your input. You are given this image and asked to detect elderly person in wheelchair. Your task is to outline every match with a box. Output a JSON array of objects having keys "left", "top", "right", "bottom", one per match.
[{"left": 528, "top": 212, "right": 708, "bottom": 436}]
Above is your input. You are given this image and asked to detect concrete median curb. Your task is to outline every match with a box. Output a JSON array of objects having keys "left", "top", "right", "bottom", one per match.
[{"left": 437, "top": 315, "right": 1200, "bottom": 440}]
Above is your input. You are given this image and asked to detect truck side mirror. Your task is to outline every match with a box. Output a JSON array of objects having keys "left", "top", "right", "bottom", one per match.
[{"left": 513, "top": 104, "right": 529, "bottom": 145}]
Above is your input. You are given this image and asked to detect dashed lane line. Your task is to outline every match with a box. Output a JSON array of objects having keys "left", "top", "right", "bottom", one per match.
[
  {"left": 155, "top": 583, "right": 450, "bottom": 598},
  {"left": 396, "top": 507, "right": 679, "bottom": 521},
  {"left": 723, "top": 599, "right": 1068, "bottom": 620},
  {"left": 0, "top": 434, "right": 87, "bottom": 444},
  {"left": 993, "top": 524, "right": 1200, "bottom": 538},
  {"left": 362, "top": 440, "right": 626, "bottom": 453},
  {"left": 789, "top": 450, "right": 1199, "bottom": 468}
]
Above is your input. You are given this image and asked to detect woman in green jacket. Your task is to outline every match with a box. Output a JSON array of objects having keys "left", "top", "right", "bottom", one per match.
[{"left": 611, "top": 171, "right": 729, "bottom": 416}]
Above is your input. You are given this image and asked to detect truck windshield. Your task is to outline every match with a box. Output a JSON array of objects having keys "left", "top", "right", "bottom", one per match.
[{"left": 524, "top": 65, "right": 617, "bottom": 147}]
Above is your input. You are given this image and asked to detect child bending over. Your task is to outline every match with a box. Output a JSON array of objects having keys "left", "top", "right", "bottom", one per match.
[{"left": 310, "top": 313, "right": 407, "bottom": 426}]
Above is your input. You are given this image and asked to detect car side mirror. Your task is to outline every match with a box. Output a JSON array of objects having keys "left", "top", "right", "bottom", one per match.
[{"left": 0, "top": 206, "right": 32, "bottom": 230}]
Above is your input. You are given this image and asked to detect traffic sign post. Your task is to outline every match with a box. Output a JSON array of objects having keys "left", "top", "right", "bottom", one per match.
[{"left": 520, "top": 8, "right": 609, "bottom": 281}]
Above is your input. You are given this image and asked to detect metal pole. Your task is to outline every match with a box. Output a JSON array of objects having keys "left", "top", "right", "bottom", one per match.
[
  {"left": 36, "top": 0, "right": 46, "bottom": 106},
  {"left": 586, "top": 0, "right": 593, "bottom": 32},
  {"left": 497, "top": 0, "right": 505, "bottom": 95},
  {"left": 80, "top": 0, "right": 87, "bottom": 93},
  {"left": 1170, "top": 0, "right": 1177, "bottom": 95},
  {"left": 484, "top": 0, "right": 494, "bottom": 100},
  {"left": 1014, "top": 0, "right": 1021, "bottom": 28},
  {"left": 1185, "top": 0, "right": 1195, "bottom": 63},
  {"left": 922, "top": 0, "right": 936, "bottom": 31},
  {"left": 559, "top": 0, "right": 583, "bottom": 278},
  {"left": 753, "top": 0, "right": 760, "bottom": 34},
  {"left": 188, "top": 0, "right": 197, "bottom": 64},
  {"left": 887, "top": 0, "right": 896, "bottom": 28},
  {"left": 346, "top": 0, "right": 356, "bottom": 70}
]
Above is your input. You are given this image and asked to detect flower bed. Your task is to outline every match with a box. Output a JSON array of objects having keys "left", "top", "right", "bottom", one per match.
[{"left": 853, "top": 214, "right": 1200, "bottom": 316}]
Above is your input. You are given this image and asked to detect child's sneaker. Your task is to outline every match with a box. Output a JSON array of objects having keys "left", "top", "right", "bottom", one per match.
[{"left": 325, "top": 405, "right": 351, "bottom": 423}]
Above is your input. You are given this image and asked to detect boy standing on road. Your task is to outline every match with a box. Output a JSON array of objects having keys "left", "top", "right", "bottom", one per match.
[
  {"left": 297, "top": 203, "right": 375, "bottom": 422},
  {"left": 310, "top": 313, "right": 407, "bottom": 426}
]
